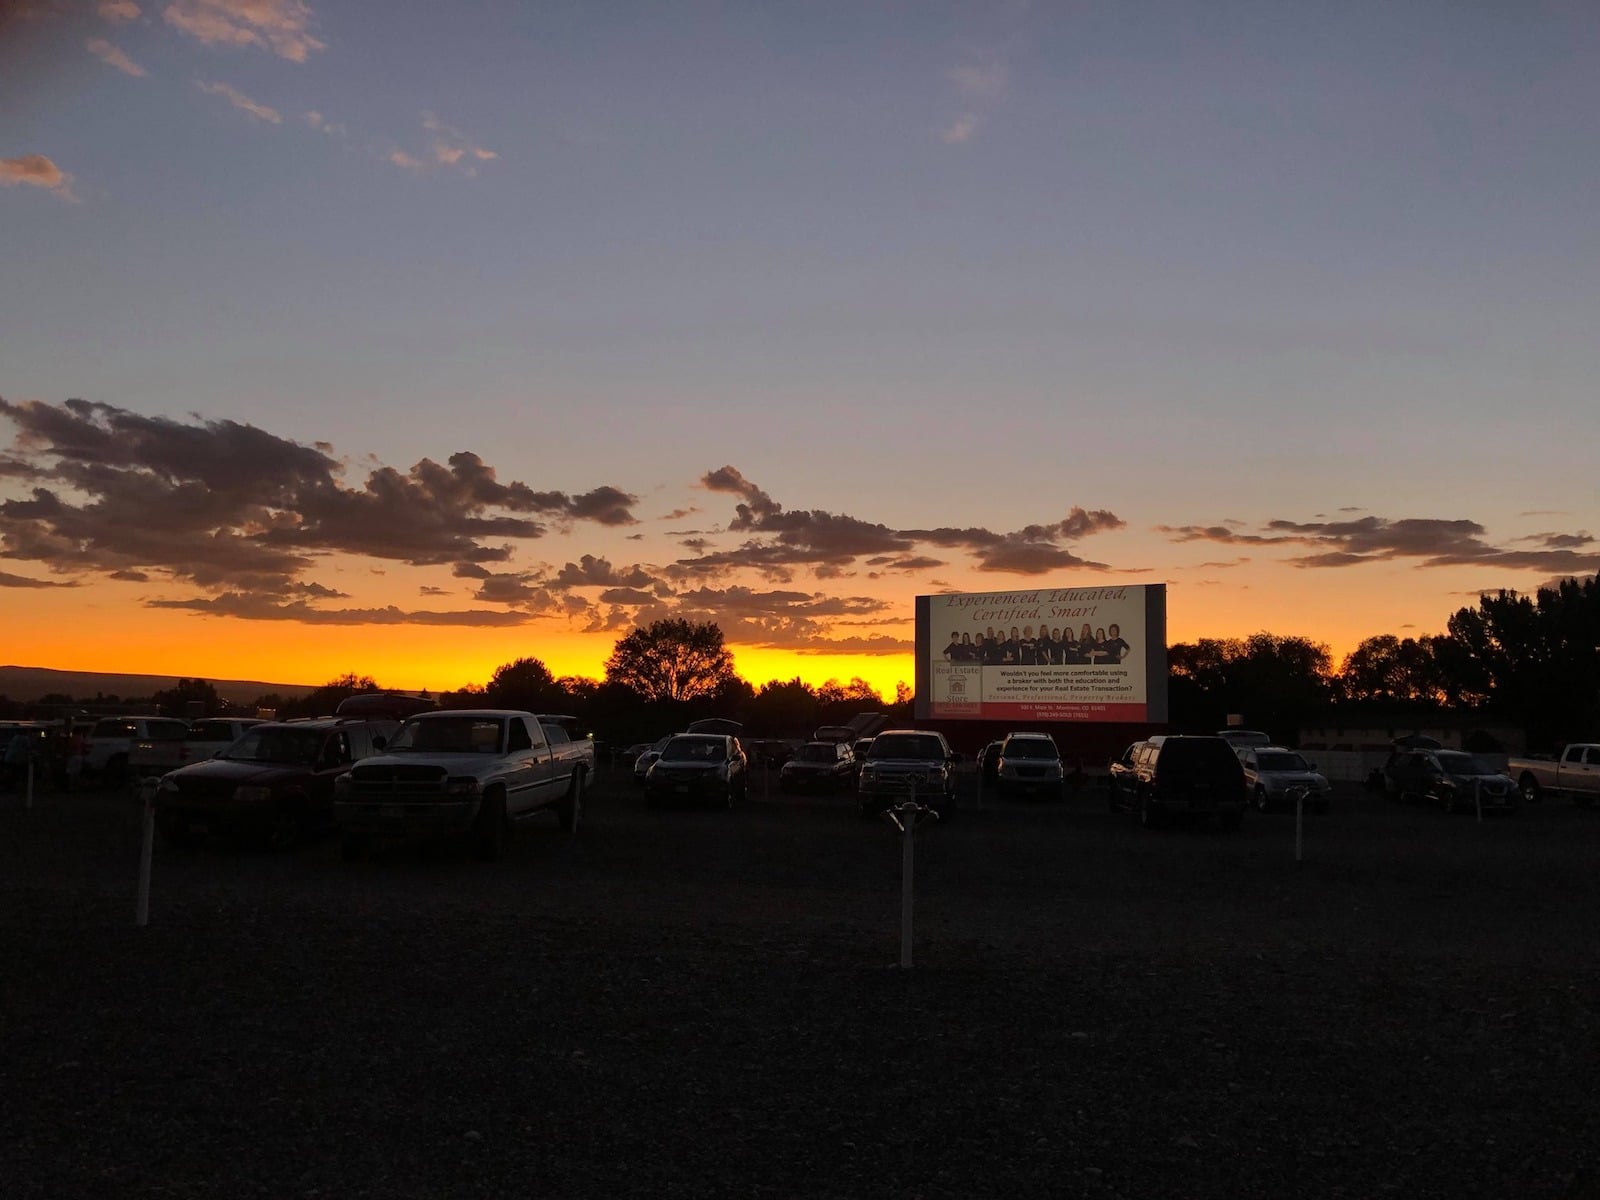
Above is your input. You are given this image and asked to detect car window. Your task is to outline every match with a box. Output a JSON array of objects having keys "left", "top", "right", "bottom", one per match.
[
  {"left": 1256, "top": 751, "right": 1309, "bottom": 772},
  {"left": 545, "top": 724, "right": 570, "bottom": 745},
  {"left": 1584, "top": 747, "right": 1600, "bottom": 766},
  {"left": 507, "top": 720, "right": 533, "bottom": 752},
  {"left": 94, "top": 719, "right": 136, "bottom": 738},
  {"left": 149, "top": 721, "right": 189, "bottom": 741}
]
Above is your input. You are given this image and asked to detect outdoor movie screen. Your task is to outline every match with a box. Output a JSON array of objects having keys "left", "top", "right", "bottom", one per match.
[{"left": 916, "top": 584, "right": 1168, "bottom": 723}]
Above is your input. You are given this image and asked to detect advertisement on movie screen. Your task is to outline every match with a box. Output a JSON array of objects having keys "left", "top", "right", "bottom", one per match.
[{"left": 924, "top": 585, "right": 1161, "bottom": 722}]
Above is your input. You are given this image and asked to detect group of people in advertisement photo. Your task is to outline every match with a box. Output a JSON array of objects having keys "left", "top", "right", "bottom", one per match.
[{"left": 942, "top": 623, "right": 1132, "bottom": 667}]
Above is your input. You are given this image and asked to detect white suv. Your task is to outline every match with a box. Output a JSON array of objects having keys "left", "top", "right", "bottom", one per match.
[
  {"left": 1238, "top": 745, "right": 1330, "bottom": 813},
  {"left": 86, "top": 716, "right": 190, "bottom": 782}
]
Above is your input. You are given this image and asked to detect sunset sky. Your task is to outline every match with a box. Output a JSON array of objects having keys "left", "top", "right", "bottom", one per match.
[{"left": 3, "top": 0, "right": 1598, "bottom": 698}]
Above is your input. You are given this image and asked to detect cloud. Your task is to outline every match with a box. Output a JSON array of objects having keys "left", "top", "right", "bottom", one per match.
[
  {"left": 691, "top": 469, "right": 1124, "bottom": 580},
  {"left": 98, "top": 1, "right": 141, "bottom": 23},
  {"left": 196, "top": 79, "right": 281, "bottom": 123},
  {"left": 1159, "top": 514, "right": 1600, "bottom": 575},
  {"left": 0, "top": 154, "right": 76, "bottom": 201},
  {"left": 302, "top": 110, "right": 343, "bottom": 136},
  {"left": 949, "top": 58, "right": 1008, "bottom": 99},
  {"left": 87, "top": 37, "right": 146, "bottom": 75},
  {"left": 390, "top": 113, "right": 499, "bottom": 176},
  {"left": 148, "top": 594, "right": 531, "bottom": 625},
  {"left": 940, "top": 114, "right": 978, "bottom": 144},
  {"left": 0, "top": 398, "right": 641, "bottom": 614},
  {"left": 163, "top": 0, "right": 324, "bottom": 62},
  {"left": 0, "top": 570, "right": 76, "bottom": 588}
]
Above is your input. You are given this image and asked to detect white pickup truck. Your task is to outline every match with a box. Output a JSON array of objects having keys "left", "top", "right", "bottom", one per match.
[
  {"left": 1506, "top": 744, "right": 1600, "bottom": 806},
  {"left": 333, "top": 709, "right": 593, "bottom": 860}
]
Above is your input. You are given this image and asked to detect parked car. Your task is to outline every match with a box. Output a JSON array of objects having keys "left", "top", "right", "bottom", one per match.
[
  {"left": 856, "top": 730, "right": 958, "bottom": 819},
  {"left": 335, "top": 709, "right": 594, "bottom": 859},
  {"left": 644, "top": 733, "right": 748, "bottom": 809},
  {"left": 745, "top": 738, "right": 799, "bottom": 768},
  {"left": 778, "top": 741, "right": 855, "bottom": 793},
  {"left": 181, "top": 717, "right": 265, "bottom": 761},
  {"left": 976, "top": 740, "right": 1006, "bottom": 791},
  {"left": 1384, "top": 747, "right": 1518, "bottom": 814},
  {"left": 1506, "top": 744, "right": 1600, "bottom": 806},
  {"left": 87, "top": 716, "right": 191, "bottom": 784},
  {"left": 1107, "top": 741, "right": 1144, "bottom": 807},
  {"left": 993, "top": 732, "right": 1066, "bottom": 802},
  {"left": 633, "top": 735, "right": 675, "bottom": 786},
  {"left": 155, "top": 716, "right": 399, "bottom": 850},
  {"left": 1217, "top": 729, "right": 1273, "bottom": 754},
  {"left": 1239, "top": 746, "right": 1330, "bottom": 813},
  {"left": 1109, "top": 735, "right": 1248, "bottom": 830}
]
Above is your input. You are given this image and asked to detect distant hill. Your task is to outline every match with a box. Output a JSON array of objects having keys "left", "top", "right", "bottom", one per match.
[{"left": 0, "top": 665, "right": 317, "bottom": 706}]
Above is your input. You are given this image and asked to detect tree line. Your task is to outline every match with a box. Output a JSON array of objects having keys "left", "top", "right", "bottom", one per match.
[{"left": 5, "top": 578, "right": 1596, "bottom": 751}]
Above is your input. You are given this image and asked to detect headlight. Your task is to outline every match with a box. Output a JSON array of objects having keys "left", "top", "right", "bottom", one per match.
[
  {"left": 445, "top": 777, "right": 481, "bottom": 796},
  {"left": 233, "top": 785, "right": 272, "bottom": 803}
]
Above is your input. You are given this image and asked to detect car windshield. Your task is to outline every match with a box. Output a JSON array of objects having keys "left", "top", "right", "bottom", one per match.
[
  {"left": 388, "top": 718, "right": 505, "bottom": 754},
  {"left": 797, "top": 744, "right": 837, "bottom": 763},
  {"left": 222, "top": 727, "right": 325, "bottom": 765},
  {"left": 1256, "top": 751, "right": 1310, "bottom": 772},
  {"left": 869, "top": 735, "right": 944, "bottom": 760},
  {"left": 661, "top": 736, "right": 725, "bottom": 763},
  {"left": 1437, "top": 751, "right": 1493, "bottom": 775},
  {"left": 1004, "top": 739, "right": 1058, "bottom": 759}
]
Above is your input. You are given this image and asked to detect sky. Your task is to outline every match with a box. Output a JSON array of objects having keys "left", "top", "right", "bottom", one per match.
[{"left": 2, "top": 0, "right": 1599, "bottom": 698}]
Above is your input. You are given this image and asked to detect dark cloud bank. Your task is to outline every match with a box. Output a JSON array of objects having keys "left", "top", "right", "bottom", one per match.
[{"left": 2, "top": 399, "right": 1591, "bottom": 654}]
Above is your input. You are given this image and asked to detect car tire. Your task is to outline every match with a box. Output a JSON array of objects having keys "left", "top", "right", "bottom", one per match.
[
  {"left": 1518, "top": 775, "right": 1541, "bottom": 804},
  {"left": 1138, "top": 791, "right": 1160, "bottom": 829},
  {"left": 559, "top": 768, "right": 584, "bottom": 834},
  {"left": 1254, "top": 786, "right": 1270, "bottom": 813},
  {"left": 471, "top": 790, "right": 507, "bottom": 861}
]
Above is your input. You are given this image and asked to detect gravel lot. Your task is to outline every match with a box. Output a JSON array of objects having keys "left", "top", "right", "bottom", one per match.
[{"left": 5, "top": 766, "right": 1600, "bottom": 1199}]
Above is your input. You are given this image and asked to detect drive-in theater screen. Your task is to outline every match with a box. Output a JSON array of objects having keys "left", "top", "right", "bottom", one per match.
[{"left": 915, "top": 584, "right": 1168, "bottom": 723}]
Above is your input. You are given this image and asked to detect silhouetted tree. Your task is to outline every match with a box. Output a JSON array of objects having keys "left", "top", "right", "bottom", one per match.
[
  {"left": 604, "top": 620, "right": 737, "bottom": 702},
  {"left": 1169, "top": 634, "right": 1334, "bottom": 738},
  {"left": 484, "top": 656, "right": 565, "bottom": 711},
  {"left": 280, "top": 673, "right": 383, "bottom": 719},
  {"left": 1338, "top": 635, "right": 1446, "bottom": 705},
  {"left": 152, "top": 678, "right": 222, "bottom": 718}
]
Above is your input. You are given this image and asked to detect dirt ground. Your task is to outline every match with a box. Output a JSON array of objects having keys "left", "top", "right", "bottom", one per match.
[{"left": 4, "top": 767, "right": 1600, "bottom": 1198}]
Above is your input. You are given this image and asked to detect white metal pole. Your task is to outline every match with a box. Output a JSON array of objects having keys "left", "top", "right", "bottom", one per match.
[
  {"left": 901, "top": 806, "right": 915, "bottom": 969},
  {"left": 1295, "top": 790, "right": 1304, "bottom": 862},
  {"left": 136, "top": 794, "right": 155, "bottom": 927}
]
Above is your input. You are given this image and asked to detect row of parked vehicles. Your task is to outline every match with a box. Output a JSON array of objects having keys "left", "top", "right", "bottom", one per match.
[{"left": 145, "top": 698, "right": 594, "bottom": 861}]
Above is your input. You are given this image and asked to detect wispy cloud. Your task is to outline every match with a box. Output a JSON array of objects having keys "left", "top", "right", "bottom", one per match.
[
  {"left": 196, "top": 79, "right": 281, "bottom": 124},
  {"left": 163, "top": 0, "right": 324, "bottom": 62},
  {"left": 949, "top": 57, "right": 1008, "bottom": 99},
  {"left": 0, "top": 154, "right": 77, "bottom": 202},
  {"left": 939, "top": 51, "right": 1010, "bottom": 145},
  {"left": 387, "top": 149, "right": 423, "bottom": 169},
  {"left": 940, "top": 114, "right": 978, "bottom": 144},
  {"left": 86, "top": 37, "right": 147, "bottom": 76},
  {"left": 98, "top": 0, "right": 142, "bottom": 24},
  {"left": 417, "top": 111, "right": 498, "bottom": 174},
  {"left": 302, "top": 110, "right": 343, "bottom": 136}
]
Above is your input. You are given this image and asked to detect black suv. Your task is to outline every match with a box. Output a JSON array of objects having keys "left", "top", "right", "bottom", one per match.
[
  {"left": 1109, "top": 735, "right": 1247, "bottom": 831},
  {"left": 154, "top": 716, "right": 398, "bottom": 849}
]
